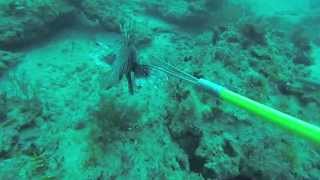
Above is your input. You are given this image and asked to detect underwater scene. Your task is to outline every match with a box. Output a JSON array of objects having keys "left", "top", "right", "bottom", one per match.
[{"left": 0, "top": 0, "right": 320, "bottom": 179}]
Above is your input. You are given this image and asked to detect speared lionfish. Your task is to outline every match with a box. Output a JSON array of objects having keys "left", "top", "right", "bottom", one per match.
[{"left": 103, "top": 21, "right": 149, "bottom": 95}]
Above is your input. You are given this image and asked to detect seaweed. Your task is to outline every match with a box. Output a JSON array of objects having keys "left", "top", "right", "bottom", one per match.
[
  {"left": 30, "top": 151, "right": 48, "bottom": 176},
  {"left": 28, "top": 148, "right": 57, "bottom": 180},
  {"left": 8, "top": 72, "right": 43, "bottom": 116},
  {"left": 0, "top": 72, "right": 43, "bottom": 131},
  {"left": 89, "top": 95, "right": 141, "bottom": 149}
]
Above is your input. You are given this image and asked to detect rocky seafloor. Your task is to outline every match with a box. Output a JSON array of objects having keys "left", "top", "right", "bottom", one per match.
[{"left": 0, "top": 0, "right": 320, "bottom": 179}]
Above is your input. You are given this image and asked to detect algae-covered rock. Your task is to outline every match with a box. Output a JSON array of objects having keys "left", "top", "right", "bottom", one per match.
[
  {"left": 145, "top": 0, "right": 212, "bottom": 27},
  {"left": 0, "top": 0, "right": 75, "bottom": 50},
  {"left": 66, "top": 0, "right": 121, "bottom": 31},
  {"left": 195, "top": 133, "right": 241, "bottom": 179},
  {"left": 0, "top": 0, "right": 318, "bottom": 179},
  {"left": 66, "top": 0, "right": 153, "bottom": 48}
]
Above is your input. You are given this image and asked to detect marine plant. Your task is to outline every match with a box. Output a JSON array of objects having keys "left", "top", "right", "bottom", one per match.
[
  {"left": 90, "top": 94, "right": 141, "bottom": 148},
  {"left": 0, "top": 72, "right": 43, "bottom": 129},
  {"left": 28, "top": 149, "right": 57, "bottom": 180},
  {"left": 30, "top": 151, "right": 48, "bottom": 176}
]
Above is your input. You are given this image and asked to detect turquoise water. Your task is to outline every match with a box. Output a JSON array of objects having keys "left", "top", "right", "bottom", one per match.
[{"left": 0, "top": 0, "right": 319, "bottom": 179}]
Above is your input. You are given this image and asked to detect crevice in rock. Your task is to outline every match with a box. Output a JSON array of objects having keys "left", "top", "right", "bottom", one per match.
[{"left": 168, "top": 129, "right": 212, "bottom": 178}]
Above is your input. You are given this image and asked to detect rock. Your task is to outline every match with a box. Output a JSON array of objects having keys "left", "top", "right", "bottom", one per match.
[
  {"left": 66, "top": 0, "right": 121, "bottom": 31},
  {"left": 145, "top": 0, "right": 210, "bottom": 28},
  {"left": 195, "top": 133, "right": 241, "bottom": 179},
  {"left": 0, "top": 0, "right": 75, "bottom": 50}
]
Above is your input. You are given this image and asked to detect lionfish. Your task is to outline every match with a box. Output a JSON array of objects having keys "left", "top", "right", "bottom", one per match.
[{"left": 101, "top": 21, "right": 149, "bottom": 95}]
